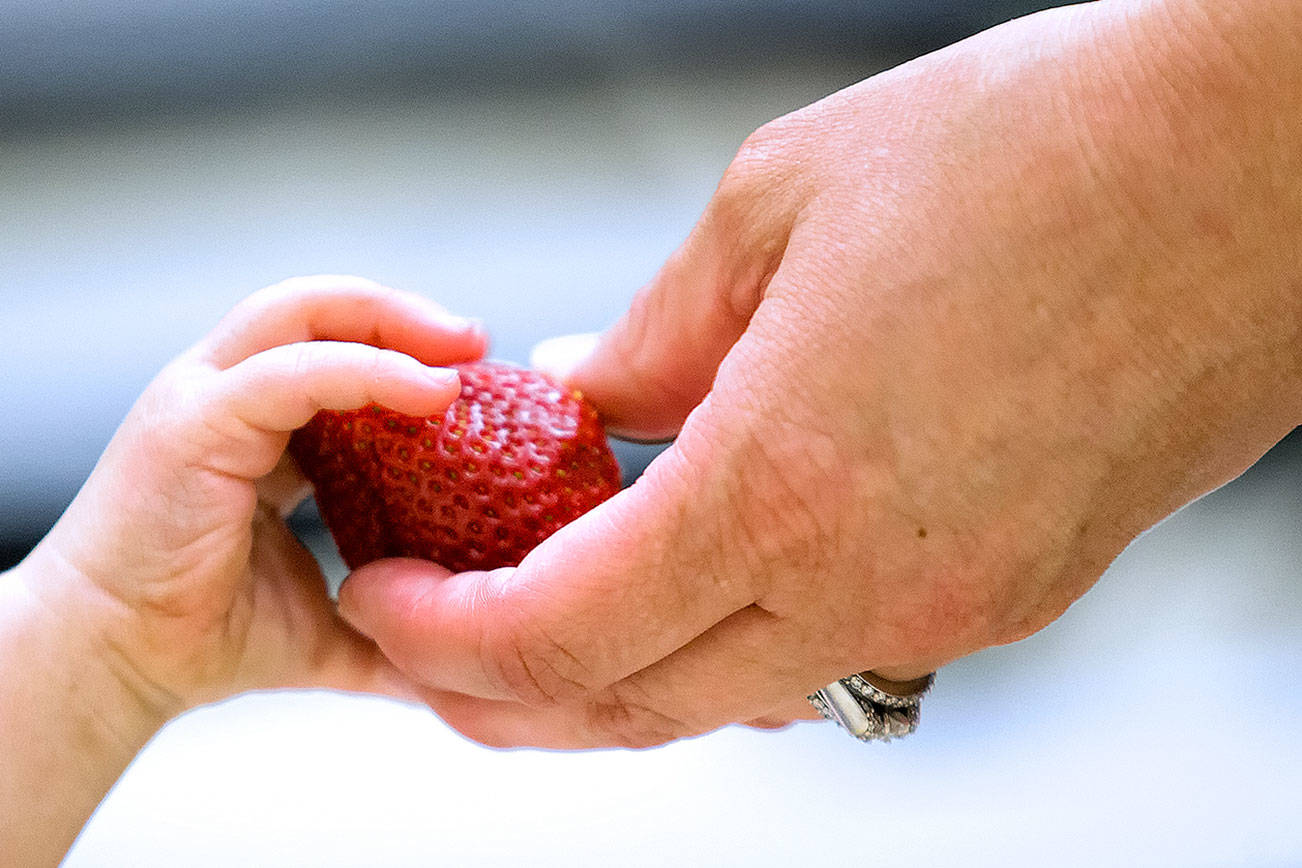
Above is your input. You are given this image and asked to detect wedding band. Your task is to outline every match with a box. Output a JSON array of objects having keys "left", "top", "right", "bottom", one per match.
[{"left": 808, "top": 671, "right": 935, "bottom": 742}]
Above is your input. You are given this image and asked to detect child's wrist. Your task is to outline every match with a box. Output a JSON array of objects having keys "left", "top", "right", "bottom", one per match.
[
  {"left": 1, "top": 555, "right": 176, "bottom": 862},
  {"left": 3, "top": 549, "right": 178, "bottom": 750}
]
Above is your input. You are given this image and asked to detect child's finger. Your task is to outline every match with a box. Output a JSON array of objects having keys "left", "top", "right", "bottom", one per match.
[
  {"left": 300, "top": 630, "right": 425, "bottom": 704},
  {"left": 199, "top": 275, "right": 485, "bottom": 370},
  {"left": 204, "top": 341, "right": 462, "bottom": 480},
  {"left": 221, "top": 340, "right": 461, "bottom": 431}
]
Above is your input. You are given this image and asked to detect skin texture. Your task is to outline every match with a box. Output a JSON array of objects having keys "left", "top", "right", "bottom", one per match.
[
  {"left": 339, "top": 0, "right": 1302, "bottom": 748},
  {"left": 2, "top": 0, "right": 1301, "bottom": 860}
]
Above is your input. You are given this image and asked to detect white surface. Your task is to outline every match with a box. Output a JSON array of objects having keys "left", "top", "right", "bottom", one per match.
[{"left": 67, "top": 449, "right": 1302, "bottom": 867}]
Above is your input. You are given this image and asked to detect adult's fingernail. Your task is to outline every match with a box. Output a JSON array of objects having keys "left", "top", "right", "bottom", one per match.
[{"left": 530, "top": 333, "right": 600, "bottom": 382}]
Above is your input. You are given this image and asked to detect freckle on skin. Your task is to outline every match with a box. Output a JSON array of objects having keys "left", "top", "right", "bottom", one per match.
[{"left": 917, "top": 527, "right": 927, "bottom": 539}]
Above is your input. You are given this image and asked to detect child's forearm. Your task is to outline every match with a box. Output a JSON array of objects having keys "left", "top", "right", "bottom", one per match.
[{"left": 0, "top": 550, "right": 167, "bottom": 866}]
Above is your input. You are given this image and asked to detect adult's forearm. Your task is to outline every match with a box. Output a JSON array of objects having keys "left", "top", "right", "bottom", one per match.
[
  {"left": 0, "top": 554, "right": 166, "bottom": 866},
  {"left": 1083, "top": 0, "right": 1302, "bottom": 339},
  {"left": 1095, "top": 0, "right": 1302, "bottom": 500}
]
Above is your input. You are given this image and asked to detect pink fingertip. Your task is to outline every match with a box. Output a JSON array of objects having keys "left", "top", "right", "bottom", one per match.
[{"left": 530, "top": 332, "right": 599, "bottom": 383}]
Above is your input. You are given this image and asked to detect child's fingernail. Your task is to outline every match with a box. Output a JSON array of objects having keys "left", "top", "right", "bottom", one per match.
[
  {"left": 411, "top": 301, "right": 478, "bottom": 333},
  {"left": 464, "top": 318, "right": 490, "bottom": 348},
  {"left": 425, "top": 366, "right": 460, "bottom": 387},
  {"left": 530, "top": 333, "right": 600, "bottom": 382},
  {"left": 430, "top": 311, "right": 474, "bottom": 332},
  {"left": 439, "top": 313, "right": 480, "bottom": 333}
]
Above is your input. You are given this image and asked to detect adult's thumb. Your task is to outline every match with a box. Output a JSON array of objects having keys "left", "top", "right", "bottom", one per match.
[{"left": 533, "top": 182, "right": 792, "bottom": 441}]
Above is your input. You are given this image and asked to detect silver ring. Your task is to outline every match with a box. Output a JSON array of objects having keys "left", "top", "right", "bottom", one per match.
[{"left": 808, "top": 672, "right": 935, "bottom": 742}]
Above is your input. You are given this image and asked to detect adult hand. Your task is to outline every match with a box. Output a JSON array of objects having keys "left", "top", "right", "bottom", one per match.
[
  {"left": 2, "top": 276, "right": 484, "bottom": 863},
  {"left": 340, "top": 0, "right": 1302, "bottom": 748}
]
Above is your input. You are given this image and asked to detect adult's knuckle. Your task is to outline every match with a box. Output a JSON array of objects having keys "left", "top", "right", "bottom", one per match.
[
  {"left": 729, "top": 117, "right": 798, "bottom": 185},
  {"left": 710, "top": 130, "right": 785, "bottom": 231},
  {"left": 987, "top": 563, "right": 1083, "bottom": 649},
  {"left": 585, "top": 691, "right": 694, "bottom": 749},
  {"left": 725, "top": 106, "right": 827, "bottom": 196},
  {"left": 479, "top": 609, "right": 596, "bottom": 707},
  {"left": 914, "top": 581, "right": 997, "bottom": 655},
  {"left": 872, "top": 566, "right": 1004, "bottom": 666},
  {"left": 730, "top": 418, "right": 851, "bottom": 592},
  {"left": 992, "top": 613, "right": 1043, "bottom": 648},
  {"left": 651, "top": 426, "right": 758, "bottom": 601},
  {"left": 607, "top": 291, "right": 708, "bottom": 415}
]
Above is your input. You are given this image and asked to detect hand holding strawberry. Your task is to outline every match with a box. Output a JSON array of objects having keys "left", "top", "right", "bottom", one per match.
[
  {"left": 337, "top": 0, "right": 1302, "bottom": 749},
  {"left": 1, "top": 276, "right": 485, "bottom": 862}
]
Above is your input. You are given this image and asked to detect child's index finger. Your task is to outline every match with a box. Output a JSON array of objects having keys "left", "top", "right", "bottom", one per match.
[
  {"left": 198, "top": 275, "right": 486, "bottom": 371},
  {"left": 195, "top": 342, "right": 463, "bottom": 482}
]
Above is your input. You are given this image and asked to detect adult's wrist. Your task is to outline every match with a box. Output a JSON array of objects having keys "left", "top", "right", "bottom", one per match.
[{"left": 1075, "top": 0, "right": 1302, "bottom": 410}]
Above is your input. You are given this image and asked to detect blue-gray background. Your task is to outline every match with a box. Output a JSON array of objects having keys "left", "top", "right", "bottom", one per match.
[
  {"left": 1, "top": 0, "right": 1066, "bottom": 563},
  {"left": 3, "top": 2, "right": 1300, "bottom": 864}
]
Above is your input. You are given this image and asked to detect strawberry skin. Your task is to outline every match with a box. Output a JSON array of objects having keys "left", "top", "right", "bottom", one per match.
[{"left": 289, "top": 360, "right": 621, "bottom": 572}]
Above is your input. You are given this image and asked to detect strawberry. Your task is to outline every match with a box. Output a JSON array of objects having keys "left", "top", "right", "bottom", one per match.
[{"left": 289, "top": 360, "right": 621, "bottom": 572}]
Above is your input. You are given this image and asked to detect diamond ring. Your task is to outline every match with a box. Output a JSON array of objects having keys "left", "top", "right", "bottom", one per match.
[{"left": 808, "top": 671, "right": 935, "bottom": 742}]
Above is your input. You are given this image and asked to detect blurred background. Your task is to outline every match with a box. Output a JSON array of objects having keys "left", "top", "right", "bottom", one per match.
[{"left": 3, "top": 1, "right": 1300, "bottom": 865}]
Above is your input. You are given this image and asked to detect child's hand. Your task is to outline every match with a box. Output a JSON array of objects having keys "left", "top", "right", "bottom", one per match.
[{"left": 22, "top": 275, "right": 485, "bottom": 719}]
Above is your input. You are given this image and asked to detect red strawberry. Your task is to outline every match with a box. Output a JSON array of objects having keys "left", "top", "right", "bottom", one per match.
[{"left": 289, "top": 360, "right": 621, "bottom": 572}]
